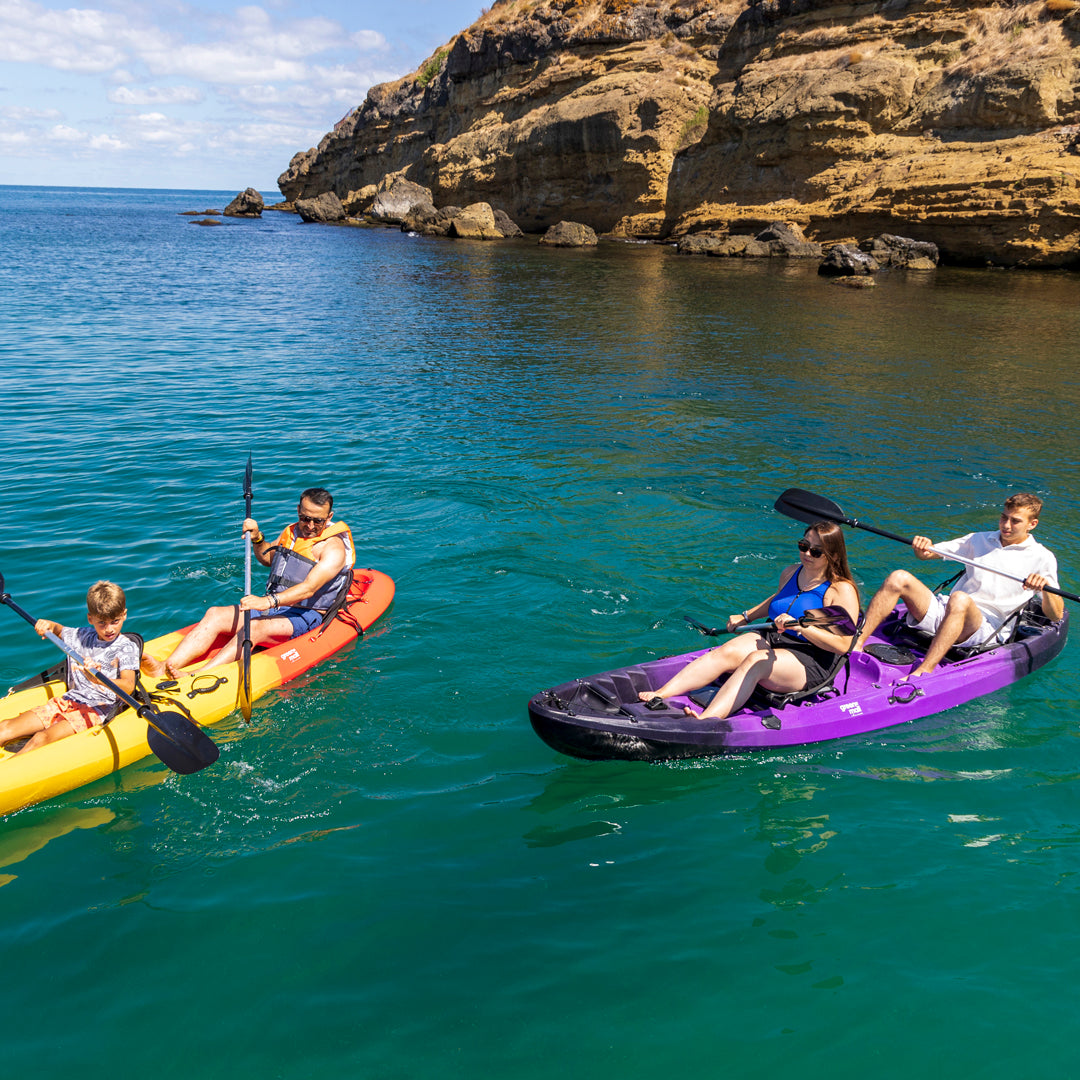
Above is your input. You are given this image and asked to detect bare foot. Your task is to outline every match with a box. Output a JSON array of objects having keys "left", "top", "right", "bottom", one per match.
[
  {"left": 682, "top": 706, "right": 703, "bottom": 719},
  {"left": 141, "top": 655, "right": 167, "bottom": 679},
  {"left": 165, "top": 659, "right": 187, "bottom": 679}
]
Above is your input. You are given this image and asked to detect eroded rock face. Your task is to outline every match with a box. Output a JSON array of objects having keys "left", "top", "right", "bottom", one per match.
[{"left": 278, "top": 0, "right": 1080, "bottom": 266}]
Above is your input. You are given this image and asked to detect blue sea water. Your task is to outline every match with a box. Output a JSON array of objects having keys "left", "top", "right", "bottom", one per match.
[{"left": 2, "top": 184, "right": 1080, "bottom": 1078}]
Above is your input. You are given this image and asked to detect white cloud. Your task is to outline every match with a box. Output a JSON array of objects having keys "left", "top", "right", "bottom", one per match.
[
  {"left": 88, "top": 132, "right": 127, "bottom": 149},
  {"left": 0, "top": 0, "right": 171, "bottom": 73},
  {"left": 0, "top": 1, "right": 418, "bottom": 185},
  {"left": 0, "top": 104, "right": 62, "bottom": 121},
  {"left": 352, "top": 30, "right": 388, "bottom": 51},
  {"left": 108, "top": 85, "right": 204, "bottom": 106}
]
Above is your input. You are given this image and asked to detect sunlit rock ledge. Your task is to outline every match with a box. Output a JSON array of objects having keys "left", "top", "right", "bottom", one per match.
[{"left": 277, "top": 0, "right": 1080, "bottom": 268}]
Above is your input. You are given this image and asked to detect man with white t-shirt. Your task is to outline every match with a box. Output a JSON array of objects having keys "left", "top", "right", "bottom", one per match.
[{"left": 853, "top": 493, "right": 1064, "bottom": 675}]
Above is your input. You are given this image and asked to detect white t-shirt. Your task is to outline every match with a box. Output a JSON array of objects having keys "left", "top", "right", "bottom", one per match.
[
  {"left": 935, "top": 530, "right": 1059, "bottom": 630},
  {"left": 61, "top": 626, "right": 140, "bottom": 710}
]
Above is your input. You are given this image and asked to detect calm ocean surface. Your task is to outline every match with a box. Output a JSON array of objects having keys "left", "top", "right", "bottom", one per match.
[{"left": 2, "top": 185, "right": 1080, "bottom": 1078}]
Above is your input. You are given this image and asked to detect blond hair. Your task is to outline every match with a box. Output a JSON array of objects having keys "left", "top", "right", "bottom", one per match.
[{"left": 86, "top": 580, "right": 126, "bottom": 620}]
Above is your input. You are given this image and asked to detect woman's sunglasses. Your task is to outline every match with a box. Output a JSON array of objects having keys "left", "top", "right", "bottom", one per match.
[{"left": 797, "top": 539, "right": 825, "bottom": 558}]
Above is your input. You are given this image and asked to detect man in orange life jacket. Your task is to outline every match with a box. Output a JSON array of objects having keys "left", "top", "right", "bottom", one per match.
[{"left": 144, "top": 488, "right": 355, "bottom": 678}]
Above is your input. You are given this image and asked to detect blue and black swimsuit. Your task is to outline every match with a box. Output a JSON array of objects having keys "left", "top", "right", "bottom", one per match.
[{"left": 764, "top": 568, "right": 837, "bottom": 684}]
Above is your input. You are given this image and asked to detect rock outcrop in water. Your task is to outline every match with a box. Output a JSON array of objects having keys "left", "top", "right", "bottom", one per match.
[{"left": 278, "top": 0, "right": 1080, "bottom": 267}]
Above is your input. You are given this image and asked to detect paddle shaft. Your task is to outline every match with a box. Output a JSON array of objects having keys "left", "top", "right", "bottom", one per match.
[
  {"left": 240, "top": 454, "right": 253, "bottom": 720},
  {"left": 1, "top": 593, "right": 166, "bottom": 737},
  {"left": 778, "top": 489, "right": 1080, "bottom": 605}
]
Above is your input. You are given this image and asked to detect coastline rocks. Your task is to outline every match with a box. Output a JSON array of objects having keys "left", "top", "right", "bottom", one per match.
[
  {"left": 276, "top": 0, "right": 1080, "bottom": 267},
  {"left": 754, "top": 222, "right": 822, "bottom": 258},
  {"left": 370, "top": 177, "right": 435, "bottom": 224},
  {"left": 296, "top": 191, "right": 346, "bottom": 223},
  {"left": 539, "top": 221, "right": 598, "bottom": 247},
  {"left": 223, "top": 187, "right": 264, "bottom": 218},
  {"left": 677, "top": 222, "right": 822, "bottom": 258},
  {"left": 189, "top": 218, "right": 223, "bottom": 226},
  {"left": 180, "top": 209, "right": 223, "bottom": 216},
  {"left": 402, "top": 205, "right": 460, "bottom": 236},
  {"left": 448, "top": 202, "right": 502, "bottom": 240},
  {"left": 494, "top": 210, "right": 523, "bottom": 238},
  {"left": 343, "top": 185, "right": 377, "bottom": 216},
  {"left": 818, "top": 245, "right": 881, "bottom": 277},
  {"left": 860, "top": 234, "right": 939, "bottom": 270}
]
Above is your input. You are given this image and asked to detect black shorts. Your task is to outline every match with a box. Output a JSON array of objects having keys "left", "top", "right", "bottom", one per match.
[{"left": 763, "top": 631, "right": 837, "bottom": 688}]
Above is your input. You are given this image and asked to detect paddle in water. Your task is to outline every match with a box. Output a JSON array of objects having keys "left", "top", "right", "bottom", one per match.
[
  {"left": 0, "top": 574, "right": 219, "bottom": 774},
  {"left": 774, "top": 488, "right": 1080, "bottom": 604},
  {"left": 683, "top": 605, "right": 858, "bottom": 638},
  {"left": 240, "top": 453, "right": 254, "bottom": 722}
]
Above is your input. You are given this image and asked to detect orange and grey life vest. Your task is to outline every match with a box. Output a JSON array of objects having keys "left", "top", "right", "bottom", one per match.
[{"left": 266, "top": 520, "right": 355, "bottom": 612}]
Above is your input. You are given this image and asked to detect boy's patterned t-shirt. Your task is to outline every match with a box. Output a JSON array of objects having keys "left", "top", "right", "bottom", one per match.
[{"left": 61, "top": 626, "right": 140, "bottom": 710}]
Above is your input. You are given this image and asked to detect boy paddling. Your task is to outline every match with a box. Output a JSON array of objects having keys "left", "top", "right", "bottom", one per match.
[
  {"left": 0, "top": 581, "right": 139, "bottom": 754},
  {"left": 853, "top": 493, "right": 1063, "bottom": 675}
]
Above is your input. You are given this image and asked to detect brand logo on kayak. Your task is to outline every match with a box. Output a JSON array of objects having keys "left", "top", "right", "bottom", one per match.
[
  {"left": 282, "top": 648, "right": 300, "bottom": 663},
  {"left": 840, "top": 702, "right": 863, "bottom": 716}
]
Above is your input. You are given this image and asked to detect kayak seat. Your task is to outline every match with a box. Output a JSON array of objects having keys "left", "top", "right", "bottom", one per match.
[
  {"left": 3, "top": 632, "right": 150, "bottom": 720},
  {"left": 746, "top": 611, "right": 866, "bottom": 711},
  {"left": 884, "top": 598, "right": 1047, "bottom": 664},
  {"left": 96, "top": 632, "right": 151, "bottom": 724}
]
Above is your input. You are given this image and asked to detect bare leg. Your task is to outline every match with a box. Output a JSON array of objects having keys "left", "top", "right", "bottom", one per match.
[
  {"left": 16, "top": 717, "right": 79, "bottom": 754},
  {"left": 191, "top": 616, "right": 297, "bottom": 672},
  {"left": 692, "top": 647, "right": 811, "bottom": 720},
  {"left": 913, "top": 591, "right": 986, "bottom": 675},
  {"left": 853, "top": 570, "right": 935, "bottom": 652},
  {"left": 0, "top": 710, "right": 49, "bottom": 749},
  {"left": 641, "top": 635, "right": 767, "bottom": 701},
  {"left": 142, "top": 605, "right": 243, "bottom": 679}
]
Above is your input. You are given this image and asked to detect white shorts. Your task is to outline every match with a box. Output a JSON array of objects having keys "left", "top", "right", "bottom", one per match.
[{"left": 905, "top": 593, "right": 998, "bottom": 648}]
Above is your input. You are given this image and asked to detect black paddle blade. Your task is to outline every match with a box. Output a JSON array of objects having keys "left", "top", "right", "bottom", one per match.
[
  {"left": 799, "top": 605, "right": 859, "bottom": 636},
  {"left": 774, "top": 488, "right": 849, "bottom": 527},
  {"left": 683, "top": 615, "right": 722, "bottom": 637},
  {"left": 144, "top": 711, "right": 220, "bottom": 775}
]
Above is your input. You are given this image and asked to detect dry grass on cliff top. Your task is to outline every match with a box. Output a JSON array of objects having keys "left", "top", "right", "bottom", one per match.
[
  {"left": 476, "top": 0, "right": 746, "bottom": 31},
  {"left": 944, "top": 1, "right": 1072, "bottom": 76}
]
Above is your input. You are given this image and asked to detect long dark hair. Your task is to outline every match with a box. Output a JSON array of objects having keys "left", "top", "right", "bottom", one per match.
[{"left": 806, "top": 520, "right": 859, "bottom": 603}]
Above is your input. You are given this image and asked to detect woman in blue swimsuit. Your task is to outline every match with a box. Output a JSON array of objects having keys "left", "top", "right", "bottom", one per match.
[{"left": 641, "top": 521, "right": 860, "bottom": 720}]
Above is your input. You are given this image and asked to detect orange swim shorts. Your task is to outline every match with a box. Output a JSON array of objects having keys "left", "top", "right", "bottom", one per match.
[{"left": 24, "top": 696, "right": 106, "bottom": 735}]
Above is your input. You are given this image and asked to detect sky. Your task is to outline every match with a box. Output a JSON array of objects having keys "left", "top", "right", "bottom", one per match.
[{"left": 0, "top": 0, "right": 484, "bottom": 192}]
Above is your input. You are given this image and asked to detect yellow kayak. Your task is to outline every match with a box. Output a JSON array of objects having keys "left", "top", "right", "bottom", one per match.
[{"left": 0, "top": 569, "right": 394, "bottom": 816}]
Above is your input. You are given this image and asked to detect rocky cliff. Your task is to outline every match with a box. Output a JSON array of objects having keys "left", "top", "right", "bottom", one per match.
[{"left": 278, "top": 0, "right": 1080, "bottom": 266}]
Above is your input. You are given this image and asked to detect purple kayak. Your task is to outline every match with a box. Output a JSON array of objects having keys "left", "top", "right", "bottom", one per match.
[{"left": 528, "top": 603, "right": 1068, "bottom": 761}]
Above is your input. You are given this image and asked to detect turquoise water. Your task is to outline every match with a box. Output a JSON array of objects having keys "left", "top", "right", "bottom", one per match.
[{"left": 2, "top": 185, "right": 1080, "bottom": 1077}]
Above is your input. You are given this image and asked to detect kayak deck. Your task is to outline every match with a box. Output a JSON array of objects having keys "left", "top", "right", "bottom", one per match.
[
  {"left": 0, "top": 569, "right": 394, "bottom": 816},
  {"left": 528, "top": 603, "right": 1068, "bottom": 761}
]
